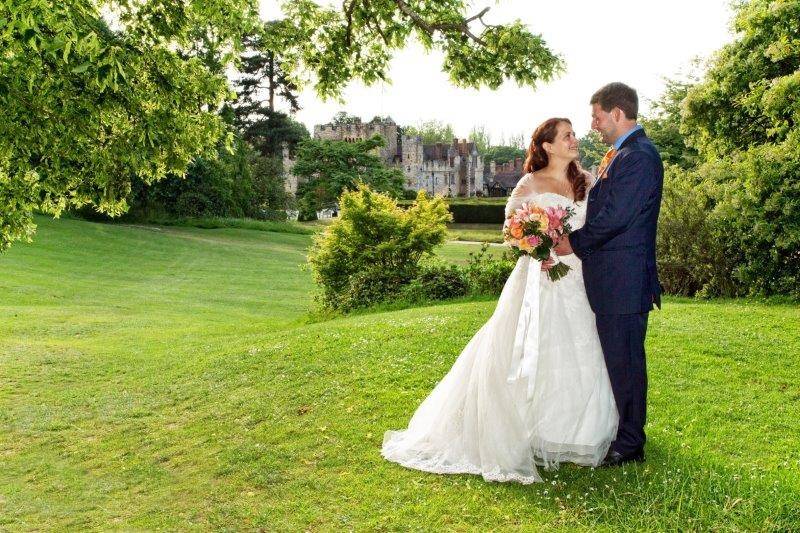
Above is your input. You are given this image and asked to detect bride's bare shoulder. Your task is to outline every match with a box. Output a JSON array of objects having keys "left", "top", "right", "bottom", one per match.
[
  {"left": 516, "top": 171, "right": 543, "bottom": 192},
  {"left": 517, "top": 171, "right": 535, "bottom": 184}
]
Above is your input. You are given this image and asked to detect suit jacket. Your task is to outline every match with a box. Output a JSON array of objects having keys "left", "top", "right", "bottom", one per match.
[{"left": 569, "top": 128, "right": 664, "bottom": 315}]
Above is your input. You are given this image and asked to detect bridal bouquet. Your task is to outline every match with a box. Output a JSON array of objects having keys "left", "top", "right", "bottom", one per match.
[{"left": 503, "top": 202, "right": 575, "bottom": 281}]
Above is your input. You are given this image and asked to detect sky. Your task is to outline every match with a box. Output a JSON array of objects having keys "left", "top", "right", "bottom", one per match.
[{"left": 258, "top": 0, "right": 736, "bottom": 142}]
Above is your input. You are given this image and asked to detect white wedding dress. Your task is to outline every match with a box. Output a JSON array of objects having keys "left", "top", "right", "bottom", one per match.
[{"left": 382, "top": 174, "right": 619, "bottom": 484}]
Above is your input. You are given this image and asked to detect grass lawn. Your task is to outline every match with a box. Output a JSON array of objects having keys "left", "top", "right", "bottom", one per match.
[
  {"left": 1, "top": 217, "right": 798, "bottom": 530},
  {"left": 446, "top": 223, "right": 504, "bottom": 244}
]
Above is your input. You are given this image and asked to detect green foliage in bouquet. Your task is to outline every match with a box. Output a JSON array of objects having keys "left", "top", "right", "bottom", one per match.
[{"left": 308, "top": 185, "right": 451, "bottom": 311}]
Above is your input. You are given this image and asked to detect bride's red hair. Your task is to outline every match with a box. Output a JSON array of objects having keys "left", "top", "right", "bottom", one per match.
[{"left": 523, "top": 118, "right": 587, "bottom": 201}]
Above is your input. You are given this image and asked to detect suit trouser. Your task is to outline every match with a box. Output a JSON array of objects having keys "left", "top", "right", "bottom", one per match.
[{"left": 595, "top": 312, "right": 649, "bottom": 455}]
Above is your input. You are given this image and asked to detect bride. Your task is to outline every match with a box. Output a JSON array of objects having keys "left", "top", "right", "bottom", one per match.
[{"left": 382, "top": 118, "right": 619, "bottom": 484}]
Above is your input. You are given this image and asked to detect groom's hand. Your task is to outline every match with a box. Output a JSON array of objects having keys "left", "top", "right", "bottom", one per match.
[{"left": 554, "top": 236, "right": 574, "bottom": 256}]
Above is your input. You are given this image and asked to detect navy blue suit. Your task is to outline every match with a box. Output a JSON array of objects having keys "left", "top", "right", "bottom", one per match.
[{"left": 569, "top": 127, "right": 663, "bottom": 456}]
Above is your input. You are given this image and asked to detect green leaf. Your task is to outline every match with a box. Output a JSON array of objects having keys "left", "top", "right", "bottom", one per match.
[
  {"left": 71, "top": 62, "right": 91, "bottom": 74},
  {"left": 115, "top": 59, "right": 127, "bottom": 81},
  {"left": 63, "top": 39, "right": 72, "bottom": 62}
]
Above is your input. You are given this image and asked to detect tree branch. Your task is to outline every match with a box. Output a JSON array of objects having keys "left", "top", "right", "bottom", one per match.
[
  {"left": 344, "top": 0, "right": 356, "bottom": 48},
  {"left": 392, "top": 0, "right": 488, "bottom": 46},
  {"left": 361, "top": 0, "right": 391, "bottom": 46},
  {"left": 464, "top": 7, "right": 490, "bottom": 24}
]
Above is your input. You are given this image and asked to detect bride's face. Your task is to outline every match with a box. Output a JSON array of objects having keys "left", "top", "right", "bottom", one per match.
[{"left": 545, "top": 122, "right": 579, "bottom": 161}]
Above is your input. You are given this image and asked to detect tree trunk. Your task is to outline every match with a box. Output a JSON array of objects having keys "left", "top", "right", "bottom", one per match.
[{"left": 267, "top": 52, "right": 275, "bottom": 112}]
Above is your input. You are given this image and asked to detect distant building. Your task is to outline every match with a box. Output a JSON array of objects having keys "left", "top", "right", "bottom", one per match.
[
  {"left": 282, "top": 144, "right": 298, "bottom": 194},
  {"left": 485, "top": 157, "right": 525, "bottom": 197},
  {"left": 416, "top": 139, "right": 483, "bottom": 197},
  {"left": 316, "top": 206, "right": 339, "bottom": 220},
  {"left": 314, "top": 116, "right": 402, "bottom": 165},
  {"left": 312, "top": 116, "right": 484, "bottom": 198},
  {"left": 281, "top": 116, "right": 527, "bottom": 198}
]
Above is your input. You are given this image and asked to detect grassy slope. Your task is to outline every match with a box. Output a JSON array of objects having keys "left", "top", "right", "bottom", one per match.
[{"left": 0, "top": 217, "right": 798, "bottom": 530}]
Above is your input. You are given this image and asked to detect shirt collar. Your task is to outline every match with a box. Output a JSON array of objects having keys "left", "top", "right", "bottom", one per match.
[{"left": 613, "top": 124, "right": 643, "bottom": 151}]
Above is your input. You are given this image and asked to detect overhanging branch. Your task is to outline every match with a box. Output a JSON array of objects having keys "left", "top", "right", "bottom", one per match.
[{"left": 392, "top": 0, "right": 489, "bottom": 46}]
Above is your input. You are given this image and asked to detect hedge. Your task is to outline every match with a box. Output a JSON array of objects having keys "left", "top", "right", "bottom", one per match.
[
  {"left": 447, "top": 202, "right": 505, "bottom": 223},
  {"left": 398, "top": 199, "right": 507, "bottom": 224}
]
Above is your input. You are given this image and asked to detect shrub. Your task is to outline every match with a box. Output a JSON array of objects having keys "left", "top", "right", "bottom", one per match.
[
  {"left": 397, "top": 198, "right": 506, "bottom": 223},
  {"left": 465, "top": 244, "right": 517, "bottom": 296},
  {"left": 402, "top": 260, "right": 470, "bottom": 302},
  {"left": 656, "top": 165, "right": 738, "bottom": 297},
  {"left": 174, "top": 191, "right": 215, "bottom": 218},
  {"left": 703, "top": 142, "right": 800, "bottom": 298},
  {"left": 118, "top": 137, "right": 289, "bottom": 222},
  {"left": 338, "top": 264, "right": 411, "bottom": 311},
  {"left": 308, "top": 185, "right": 452, "bottom": 310},
  {"left": 656, "top": 142, "right": 800, "bottom": 300}
]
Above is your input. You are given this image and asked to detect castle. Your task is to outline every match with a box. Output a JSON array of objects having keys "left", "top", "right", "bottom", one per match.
[{"left": 294, "top": 116, "right": 496, "bottom": 197}]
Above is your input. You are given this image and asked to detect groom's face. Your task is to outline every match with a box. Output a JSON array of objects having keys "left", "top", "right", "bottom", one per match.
[{"left": 591, "top": 104, "right": 616, "bottom": 145}]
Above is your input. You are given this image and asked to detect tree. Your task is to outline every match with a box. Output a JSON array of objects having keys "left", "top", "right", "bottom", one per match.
[
  {"left": 682, "top": 0, "right": 800, "bottom": 158},
  {"left": 234, "top": 22, "right": 301, "bottom": 116},
  {"left": 331, "top": 111, "right": 362, "bottom": 126},
  {"left": 232, "top": 22, "right": 305, "bottom": 141},
  {"left": 404, "top": 120, "right": 456, "bottom": 144},
  {"left": 230, "top": 105, "right": 309, "bottom": 158},
  {"left": 267, "top": 1, "right": 563, "bottom": 100},
  {"left": 1, "top": 0, "right": 562, "bottom": 251},
  {"left": 640, "top": 78, "right": 699, "bottom": 170},
  {"left": 468, "top": 125, "right": 491, "bottom": 154},
  {"left": 672, "top": 0, "right": 800, "bottom": 297},
  {"left": 0, "top": 0, "right": 259, "bottom": 251},
  {"left": 292, "top": 135, "right": 404, "bottom": 220},
  {"left": 125, "top": 135, "right": 288, "bottom": 221},
  {"left": 578, "top": 131, "right": 607, "bottom": 171},
  {"left": 229, "top": 23, "right": 309, "bottom": 158},
  {"left": 484, "top": 145, "right": 525, "bottom": 165}
]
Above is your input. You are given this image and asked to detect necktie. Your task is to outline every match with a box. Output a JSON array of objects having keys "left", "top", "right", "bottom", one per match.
[{"left": 596, "top": 148, "right": 617, "bottom": 180}]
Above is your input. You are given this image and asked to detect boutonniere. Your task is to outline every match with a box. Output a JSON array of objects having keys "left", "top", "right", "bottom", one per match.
[{"left": 596, "top": 148, "right": 617, "bottom": 181}]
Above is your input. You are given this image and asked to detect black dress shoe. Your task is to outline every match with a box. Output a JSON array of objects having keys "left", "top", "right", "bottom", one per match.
[{"left": 600, "top": 449, "right": 645, "bottom": 467}]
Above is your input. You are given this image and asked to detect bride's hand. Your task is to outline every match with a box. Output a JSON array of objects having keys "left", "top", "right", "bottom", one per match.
[
  {"left": 541, "top": 257, "right": 555, "bottom": 271},
  {"left": 554, "top": 236, "right": 574, "bottom": 256}
]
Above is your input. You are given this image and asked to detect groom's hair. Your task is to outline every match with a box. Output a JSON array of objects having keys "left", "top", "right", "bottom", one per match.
[{"left": 590, "top": 83, "right": 638, "bottom": 120}]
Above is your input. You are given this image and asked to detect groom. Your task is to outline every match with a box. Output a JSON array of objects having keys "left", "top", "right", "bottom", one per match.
[{"left": 555, "top": 82, "right": 664, "bottom": 466}]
